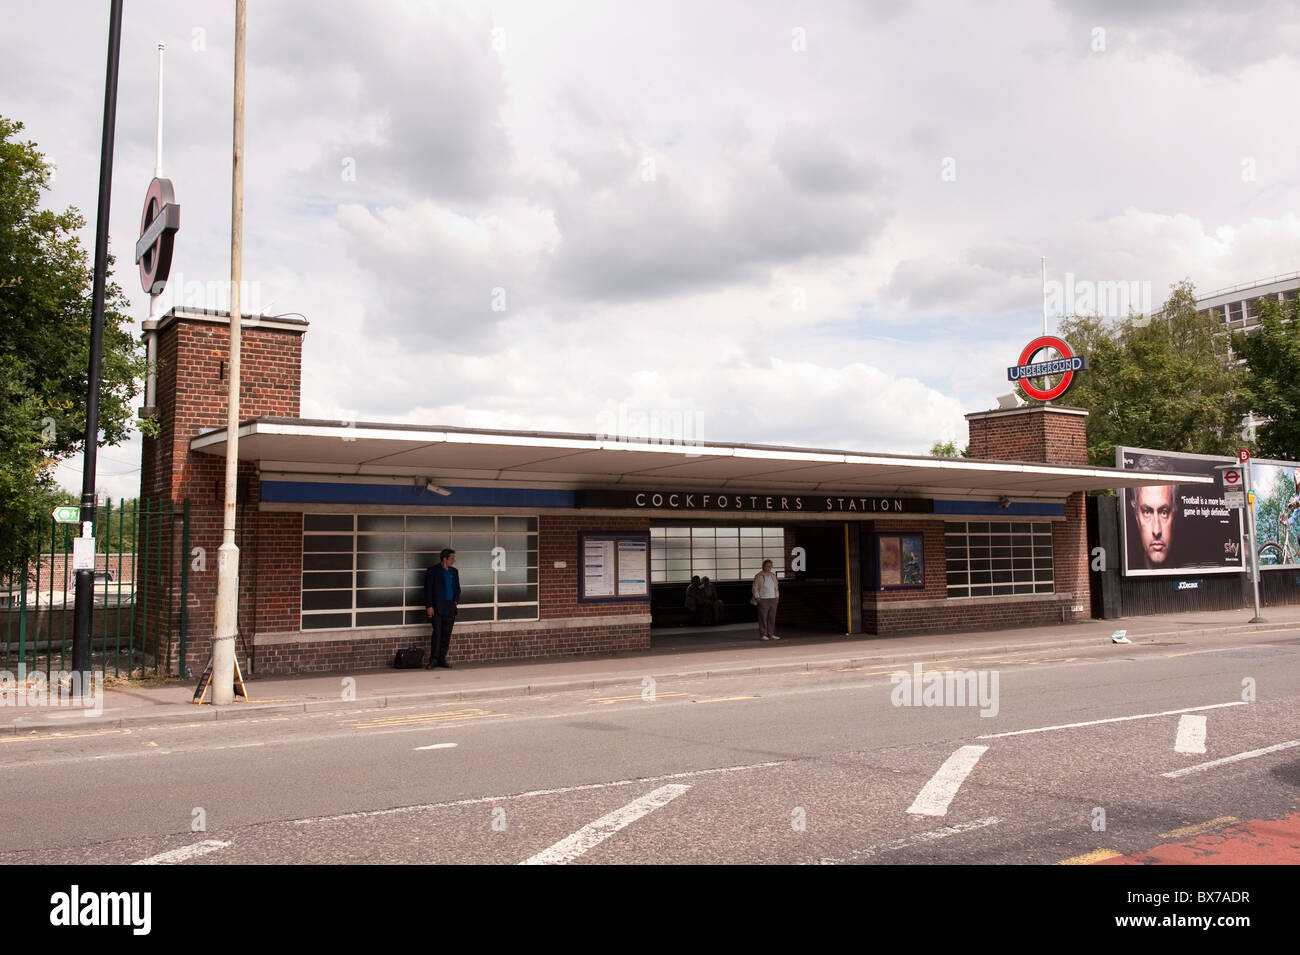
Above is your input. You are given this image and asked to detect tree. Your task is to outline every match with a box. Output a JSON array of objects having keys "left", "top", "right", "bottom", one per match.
[
  {"left": 0, "top": 116, "right": 145, "bottom": 572},
  {"left": 1231, "top": 293, "right": 1300, "bottom": 460},
  {"left": 929, "top": 439, "right": 967, "bottom": 457},
  {"left": 1019, "top": 280, "right": 1252, "bottom": 467}
]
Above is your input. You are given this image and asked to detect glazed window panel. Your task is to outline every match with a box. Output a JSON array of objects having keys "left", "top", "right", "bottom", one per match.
[
  {"left": 301, "top": 514, "right": 539, "bottom": 628},
  {"left": 944, "top": 521, "right": 1053, "bottom": 598},
  {"left": 649, "top": 525, "right": 785, "bottom": 582}
]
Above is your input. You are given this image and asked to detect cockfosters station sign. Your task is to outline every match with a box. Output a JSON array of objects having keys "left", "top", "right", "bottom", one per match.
[{"left": 578, "top": 489, "right": 933, "bottom": 513}]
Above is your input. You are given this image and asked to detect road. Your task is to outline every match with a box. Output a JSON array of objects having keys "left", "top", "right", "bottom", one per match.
[{"left": 2, "top": 629, "right": 1298, "bottom": 865}]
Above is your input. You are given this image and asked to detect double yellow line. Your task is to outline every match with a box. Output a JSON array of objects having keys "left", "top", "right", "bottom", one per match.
[{"left": 343, "top": 707, "right": 509, "bottom": 730}]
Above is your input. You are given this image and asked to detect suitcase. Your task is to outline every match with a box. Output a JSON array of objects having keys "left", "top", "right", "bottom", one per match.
[{"left": 393, "top": 646, "right": 425, "bottom": 669}]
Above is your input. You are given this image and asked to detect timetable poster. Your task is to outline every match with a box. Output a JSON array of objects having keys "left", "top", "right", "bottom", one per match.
[
  {"left": 583, "top": 537, "right": 616, "bottom": 597},
  {"left": 617, "top": 538, "right": 649, "bottom": 596}
]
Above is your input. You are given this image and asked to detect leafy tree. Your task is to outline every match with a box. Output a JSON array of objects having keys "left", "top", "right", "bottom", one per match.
[
  {"left": 929, "top": 439, "right": 967, "bottom": 457},
  {"left": 1231, "top": 293, "right": 1300, "bottom": 461},
  {"left": 1019, "top": 280, "right": 1252, "bottom": 467},
  {"left": 0, "top": 116, "right": 145, "bottom": 572}
]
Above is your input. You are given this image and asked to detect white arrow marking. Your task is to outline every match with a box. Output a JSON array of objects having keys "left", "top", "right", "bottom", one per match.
[
  {"left": 131, "top": 840, "right": 230, "bottom": 865},
  {"left": 908, "top": 745, "right": 988, "bottom": 817},
  {"left": 1174, "top": 714, "right": 1207, "bottom": 754},
  {"left": 520, "top": 784, "right": 690, "bottom": 865},
  {"left": 820, "top": 816, "right": 1001, "bottom": 864}
]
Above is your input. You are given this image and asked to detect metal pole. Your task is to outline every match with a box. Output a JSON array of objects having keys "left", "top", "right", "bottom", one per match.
[
  {"left": 1041, "top": 255, "right": 1047, "bottom": 337},
  {"left": 1245, "top": 463, "right": 1264, "bottom": 622},
  {"left": 154, "top": 41, "right": 164, "bottom": 178},
  {"left": 212, "top": 0, "right": 246, "bottom": 704},
  {"left": 73, "top": 0, "right": 124, "bottom": 676},
  {"left": 147, "top": 41, "right": 165, "bottom": 332}
]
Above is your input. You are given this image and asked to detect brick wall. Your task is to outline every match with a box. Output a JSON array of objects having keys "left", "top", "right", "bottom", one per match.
[
  {"left": 865, "top": 595, "right": 1076, "bottom": 635},
  {"left": 137, "top": 312, "right": 306, "bottom": 674},
  {"left": 539, "top": 515, "right": 651, "bottom": 618},
  {"left": 965, "top": 405, "right": 1089, "bottom": 466},
  {"left": 256, "top": 618, "right": 651, "bottom": 675}
]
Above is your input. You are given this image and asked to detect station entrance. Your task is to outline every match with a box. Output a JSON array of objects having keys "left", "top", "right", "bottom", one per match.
[{"left": 649, "top": 519, "right": 853, "bottom": 644}]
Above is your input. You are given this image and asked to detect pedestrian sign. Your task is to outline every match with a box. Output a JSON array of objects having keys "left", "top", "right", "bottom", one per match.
[{"left": 52, "top": 506, "right": 80, "bottom": 524}]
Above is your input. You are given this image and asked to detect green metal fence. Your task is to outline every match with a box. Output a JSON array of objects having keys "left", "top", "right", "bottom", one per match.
[{"left": 1, "top": 498, "right": 189, "bottom": 678}]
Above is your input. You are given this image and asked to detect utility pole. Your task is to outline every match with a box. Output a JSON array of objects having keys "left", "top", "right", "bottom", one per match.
[
  {"left": 72, "top": 0, "right": 125, "bottom": 675},
  {"left": 212, "top": 0, "right": 246, "bottom": 704}
]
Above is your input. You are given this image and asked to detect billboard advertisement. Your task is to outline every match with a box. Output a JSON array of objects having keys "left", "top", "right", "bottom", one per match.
[
  {"left": 1249, "top": 459, "right": 1300, "bottom": 568},
  {"left": 1118, "top": 447, "right": 1244, "bottom": 576}
]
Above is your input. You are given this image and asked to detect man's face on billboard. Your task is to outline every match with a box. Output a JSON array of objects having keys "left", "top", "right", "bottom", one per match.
[{"left": 1135, "top": 485, "right": 1176, "bottom": 566}]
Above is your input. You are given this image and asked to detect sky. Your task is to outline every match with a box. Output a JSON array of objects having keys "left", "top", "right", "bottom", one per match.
[{"left": 4, "top": 0, "right": 1300, "bottom": 501}]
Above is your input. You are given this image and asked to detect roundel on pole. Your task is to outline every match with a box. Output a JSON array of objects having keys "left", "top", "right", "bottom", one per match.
[
  {"left": 136, "top": 177, "right": 180, "bottom": 295},
  {"left": 1007, "top": 335, "right": 1088, "bottom": 401}
]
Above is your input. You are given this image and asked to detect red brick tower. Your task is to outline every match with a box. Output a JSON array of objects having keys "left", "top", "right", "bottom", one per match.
[
  {"left": 965, "top": 404, "right": 1091, "bottom": 619},
  {"left": 137, "top": 307, "right": 308, "bottom": 675}
]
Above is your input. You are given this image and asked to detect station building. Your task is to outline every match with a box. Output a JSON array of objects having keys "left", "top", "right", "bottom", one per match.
[{"left": 138, "top": 308, "right": 1205, "bottom": 676}]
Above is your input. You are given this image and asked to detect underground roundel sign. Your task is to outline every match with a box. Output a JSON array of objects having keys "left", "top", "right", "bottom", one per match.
[
  {"left": 135, "top": 177, "right": 180, "bottom": 295},
  {"left": 1007, "top": 335, "right": 1088, "bottom": 401}
]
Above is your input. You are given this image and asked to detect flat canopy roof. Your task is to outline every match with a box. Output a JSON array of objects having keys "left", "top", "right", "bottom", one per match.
[{"left": 190, "top": 417, "right": 1212, "bottom": 499}]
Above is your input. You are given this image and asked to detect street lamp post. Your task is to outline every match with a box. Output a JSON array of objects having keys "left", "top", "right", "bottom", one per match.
[{"left": 72, "top": 0, "right": 125, "bottom": 675}]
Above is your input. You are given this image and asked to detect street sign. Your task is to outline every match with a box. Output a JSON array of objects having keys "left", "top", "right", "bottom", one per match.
[
  {"left": 72, "top": 537, "right": 95, "bottom": 571},
  {"left": 1224, "top": 489, "right": 1245, "bottom": 508},
  {"left": 52, "top": 506, "right": 80, "bottom": 524},
  {"left": 1223, "top": 468, "right": 1243, "bottom": 488},
  {"left": 1239, "top": 448, "right": 1251, "bottom": 464}
]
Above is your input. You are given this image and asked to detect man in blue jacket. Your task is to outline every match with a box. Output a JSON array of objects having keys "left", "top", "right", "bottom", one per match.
[{"left": 424, "top": 548, "right": 461, "bottom": 669}]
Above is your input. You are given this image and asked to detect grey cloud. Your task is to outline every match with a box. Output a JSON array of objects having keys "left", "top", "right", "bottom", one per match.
[
  {"left": 1051, "top": 0, "right": 1297, "bottom": 72},
  {"left": 552, "top": 162, "right": 888, "bottom": 302},
  {"left": 771, "top": 124, "right": 878, "bottom": 194},
  {"left": 881, "top": 257, "right": 1034, "bottom": 317},
  {"left": 257, "top": 1, "right": 511, "bottom": 202}
]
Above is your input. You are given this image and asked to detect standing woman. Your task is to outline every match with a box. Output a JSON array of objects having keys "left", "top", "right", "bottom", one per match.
[{"left": 752, "top": 559, "right": 780, "bottom": 641}]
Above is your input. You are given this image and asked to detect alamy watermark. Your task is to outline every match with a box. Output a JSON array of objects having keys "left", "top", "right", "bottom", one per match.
[
  {"left": 890, "top": 663, "right": 999, "bottom": 717},
  {"left": 1045, "top": 273, "right": 1152, "bottom": 320},
  {"left": 162, "top": 270, "right": 266, "bottom": 317},
  {"left": 50, "top": 885, "right": 150, "bottom": 935},
  {"left": 595, "top": 404, "right": 705, "bottom": 452},
  {"left": 0, "top": 666, "right": 103, "bottom": 716}
]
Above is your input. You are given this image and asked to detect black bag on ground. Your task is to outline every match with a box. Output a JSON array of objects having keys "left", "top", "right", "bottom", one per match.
[{"left": 393, "top": 646, "right": 425, "bottom": 669}]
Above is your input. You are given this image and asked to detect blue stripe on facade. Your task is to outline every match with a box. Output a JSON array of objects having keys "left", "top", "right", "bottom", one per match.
[
  {"left": 261, "top": 482, "right": 576, "bottom": 508},
  {"left": 933, "top": 499, "right": 1065, "bottom": 517}
]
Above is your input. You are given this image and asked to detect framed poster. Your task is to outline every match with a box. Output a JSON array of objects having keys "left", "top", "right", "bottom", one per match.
[
  {"left": 873, "top": 533, "right": 924, "bottom": 590},
  {"left": 579, "top": 532, "right": 652, "bottom": 602},
  {"left": 1117, "top": 447, "right": 1244, "bottom": 577}
]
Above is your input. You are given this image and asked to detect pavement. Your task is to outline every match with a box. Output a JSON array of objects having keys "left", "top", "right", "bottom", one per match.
[
  {"left": 6, "top": 603, "right": 1300, "bottom": 734},
  {"left": 1096, "top": 812, "right": 1300, "bottom": 865}
]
